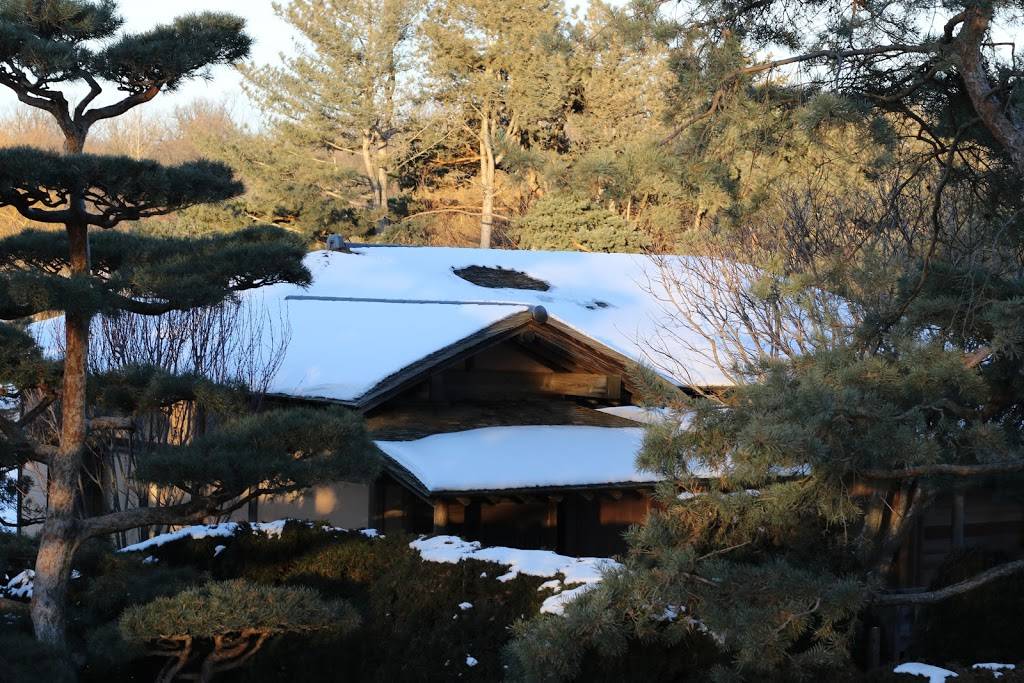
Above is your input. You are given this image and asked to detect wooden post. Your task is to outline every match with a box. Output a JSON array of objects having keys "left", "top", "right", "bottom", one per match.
[
  {"left": 561, "top": 494, "right": 577, "bottom": 556},
  {"left": 432, "top": 500, "right": 449, "bottom": 534},
  {"left": 464, "top": 500, "right": 481, "bottom": 539},
  {"left": 545, "top": 499, "right": 558, "bottom": 551},
  {"left": 867, "top": 626, "right": 881, "bottom": 670}
]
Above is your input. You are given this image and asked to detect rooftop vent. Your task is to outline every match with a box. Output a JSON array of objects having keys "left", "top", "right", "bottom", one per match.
[{"left": 453, "top": 265, "right": 550, "bottom": 291}]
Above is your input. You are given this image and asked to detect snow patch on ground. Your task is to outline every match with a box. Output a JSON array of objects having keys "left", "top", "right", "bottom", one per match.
[
  {"left": 410, "top": 535, "right": 619, "bottom": 616},
  {"left": 539, "top": 583, "right": 599, "bottom": 616},
  {"left": 4, "top": 568, "right": 81, "bottom": 600},
  {"left": 119, "top": 519, "right": 379, "bottom": 554},
  {"left": 894, "top": 663, "right": 959, "bottom": 682},
  {"left": 119, "top": 521, "right": 288, "bottom": 553},
  {"left": 4, "top": 570, "right": 34, "bottom": 599},
  {"left": 973, "top": 663, "right": 1016, "bottom": 678}
]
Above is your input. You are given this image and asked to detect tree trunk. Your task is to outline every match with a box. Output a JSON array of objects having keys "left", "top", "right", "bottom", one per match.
[
  {"left": 31, "top": 220, "right": 90, "bottom": 646},
  {"left": 479, "top": 114, "right": 495, "bottom": 250},
  {"left": 32, "top": 129, "right": 90, "bottom": 646},
  {"left": 360, "top": 130, "right": 382, "bottom": 212},
  {"left": 376, "top": 139, "right": 389, "bottom": 210},
  {"left": 957, "top": 7, "right": 1024, "bottom": 173}
]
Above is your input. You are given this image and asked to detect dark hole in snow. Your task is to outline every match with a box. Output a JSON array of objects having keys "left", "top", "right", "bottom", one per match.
[
  {"left": 584, "top": 300, "right": 611, "bottom": 310},
  {"left": 453, "top": 265, "right": 550, "bottom": 291}
]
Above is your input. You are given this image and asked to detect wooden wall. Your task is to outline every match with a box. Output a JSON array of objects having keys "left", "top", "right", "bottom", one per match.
[
  {"left": 371, "top": 476, "right": 653, "bottom": 557},
  {"left": 904, "top": 488, "right": 1024, "bottom": 589}
]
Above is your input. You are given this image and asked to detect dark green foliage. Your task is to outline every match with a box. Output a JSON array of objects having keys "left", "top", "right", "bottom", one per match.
[
  {"left": 74, "top": 554, "right": 207, "bottom": 627},
  {"left": 0, "top": 323, "right": 54, "bottom": 389},
  {"left": 0, "top": 628, "right": 77, "bottom": 683},
  {"left": 0, "top": 0, "right": 121, "bottom": 43},
  {"left": 137, "top": 406, "right": 380, "bottom": 497},
  {"left": 93, "top": 13, "right": 251, "bottom": 92},
  {"left": 505, "top": 567, "right": 724, "bottom": 682},
  {"left": 0, "top": 225, "right": 310, "bottom": 318},
  {"left": 509, "top": 338, "right": 1023, "bottom": 678},
  {"left": 22, "top": 523, "right": 1022, "bottom": 681},
  {"left": 114, "top": 524, "right": 548, "bottom": 682},
  {"left": 119, "top": 579, "right": 356, "bottom": 641},
  {"left": 513, "top": 194, "right": 650, "bottom": 252},
  {"left": 0, "top": 147, "right": 244, "bottom": 227},
  {"left": 0, "top": 532, "right": 36, "bottom": 576},
  {"left": 648, "top": 346, "right": 998, "bottom": 495},
  {"left": 73, "top": 556, "right": 205, "bottom": 676},
  {"left": 89, "top": 365, "right": 247, "bottom": 417}
]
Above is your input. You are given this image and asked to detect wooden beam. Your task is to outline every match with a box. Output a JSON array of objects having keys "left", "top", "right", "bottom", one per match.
[
  {"left": 444, "top": 370, "right": 619, "bottom": 400},
  {"left": 606, "top": 374, "right": 622, "bottom": 401}
]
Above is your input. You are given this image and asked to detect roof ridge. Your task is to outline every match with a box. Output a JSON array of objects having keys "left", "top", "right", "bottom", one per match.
[{"left": 285, "top": 295, "right": 533, "bottom": 307}]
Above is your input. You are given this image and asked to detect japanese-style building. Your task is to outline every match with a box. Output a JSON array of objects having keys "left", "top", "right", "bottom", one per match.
[{"left": 247, "top": 244, "right": 717, "bottom": 556}]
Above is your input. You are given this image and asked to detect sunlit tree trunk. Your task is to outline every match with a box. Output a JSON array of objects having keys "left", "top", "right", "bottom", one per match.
[{"left": 479, "top": 107, "right": 496, "bottom": 249}]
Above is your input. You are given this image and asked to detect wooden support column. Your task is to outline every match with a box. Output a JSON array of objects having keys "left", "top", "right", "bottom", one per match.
[
  {"left": 560, "top": 494, "right": 577, "bottom": 556},
  {"left": 433, "top": 500, "right": 450, "bottom": 534},
  {"left": 952, "top": 492, "right": 966, "bottom": 549},
  {"left": 545, "top": 498, "right": 558, "bottom": 550}
]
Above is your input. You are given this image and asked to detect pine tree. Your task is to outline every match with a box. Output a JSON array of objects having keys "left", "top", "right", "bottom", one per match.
[
  {"left": 0, "top": 1, "right": 378, "bottom": 646},
  {"left": 241, "top": 0, "right": 422, "bottom": 233},
  {"left": 422, "top": 0, "right": 571, "bottom": 248}
]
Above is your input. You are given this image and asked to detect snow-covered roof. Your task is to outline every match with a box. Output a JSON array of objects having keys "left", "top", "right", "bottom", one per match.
[
  {"left": 257, "top": 246, "right": 730, "bottom": 404},
  {"left": 374, "top": 425, "right": 659, "bottom": 493},
  {"left": 31, "top": 245, "right": 732, "bottom": 405},
  {"left": 276, "top": 298, "right": 529, "bottom": 402}
]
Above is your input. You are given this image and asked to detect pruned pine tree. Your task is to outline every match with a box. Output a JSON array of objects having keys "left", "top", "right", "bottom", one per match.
[
  {"left": 119, "top": 579, "right": 360, "bottom": 683},
  {"left": 241, "top": 0, "right": 422, "bottom": 232},
  {"left": 0, "top": 1, "right": 378, "bottom": 647},
  {"left": 422, "top": 0, "right": 571, "bottom": 248}
]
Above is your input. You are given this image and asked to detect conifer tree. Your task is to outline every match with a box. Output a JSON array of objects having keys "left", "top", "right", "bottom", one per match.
[
  {"left": 0, "top": 0, "right": 378, "bottom": 646},
  {"left": 241, "top": 0, "right": 422, "bottom": 232},
  {"left": 422, "top": 0, "right": 571, "bottom": 248}
]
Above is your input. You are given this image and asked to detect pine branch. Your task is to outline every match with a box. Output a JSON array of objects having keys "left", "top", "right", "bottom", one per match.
[
  {"left": 874, "top": 559, "right": 1024, "bottom": 606},
  {"left": 82, "top": 85, "right": 163, "bottom": 126},
  {"left": 862, "top": 461, "right": 1024, "bottom": 479},
  {"left": 78, "top": 492, "right": 246, "bottom": 540}
]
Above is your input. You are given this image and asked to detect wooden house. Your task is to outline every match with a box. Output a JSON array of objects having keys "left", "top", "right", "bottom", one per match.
[{"left": 239, "top": 244, "right": 728, "bottom": 555}]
